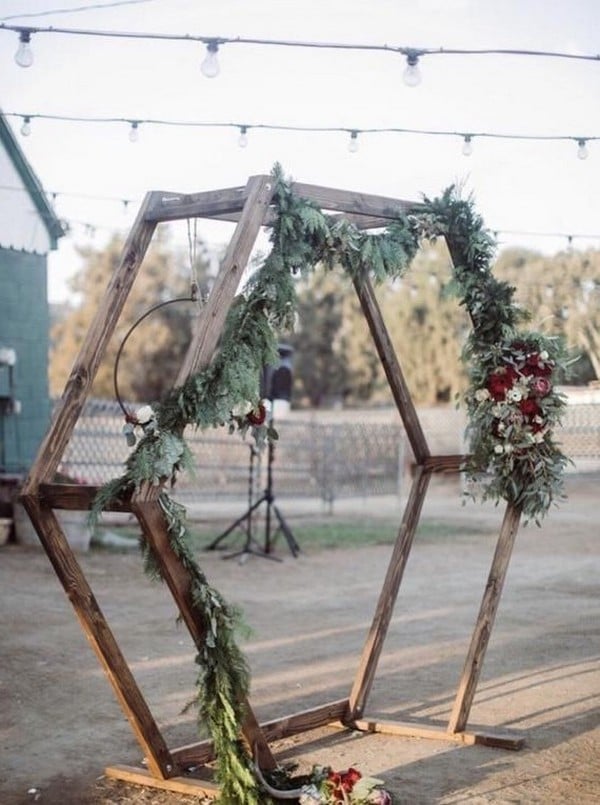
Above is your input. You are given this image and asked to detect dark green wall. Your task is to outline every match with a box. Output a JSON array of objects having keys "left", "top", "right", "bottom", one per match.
[{"left": 0, "top": 248, "right": 50, "bottom": 473}]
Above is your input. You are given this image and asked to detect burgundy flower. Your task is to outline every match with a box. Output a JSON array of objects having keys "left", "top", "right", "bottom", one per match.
[
  {"left": 531, "top": 376, "right": 552, "bottom": 397},
  {"left": 519, "top": 398, "right": 541, "bottom": 418},
  {"left": 487, "top": 367, "right": 517, "bottom": 401},
  {"left": 246, "top": 403, "right": 266, "bottom": 426},
  {"left": 521, "top": 352, "right": 553, "bottom": 378}
]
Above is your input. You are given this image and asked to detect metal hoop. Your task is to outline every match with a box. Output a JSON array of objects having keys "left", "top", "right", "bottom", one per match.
[{"left": 113, "top": 296, "right": 195, "bottom": 422}]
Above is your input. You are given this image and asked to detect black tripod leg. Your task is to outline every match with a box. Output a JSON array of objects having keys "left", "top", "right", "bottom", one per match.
[
  {"left": 207, "top": 496, "right": 264, "bottom": 550},
  {"left": 272, "top": 503, "right": 300, "bottom": 557}
]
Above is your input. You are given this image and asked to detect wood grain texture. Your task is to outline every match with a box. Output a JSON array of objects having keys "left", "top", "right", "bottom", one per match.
[
  {"left": 105, "top": 765, "right": 219, "bottom": 798},
  {"left": 447, "top": 502, "right": 522, "bottom": 733},
  {"left": 290, "top": 181, "right": 422, "bottom": 219},
  {"left": 144, "top": 185, "right": 248, "bottom": 222},
  {"left": 421, "top": 454, "right": 470, "bottom": 474},
  {"left": 351, "top": 718, "right": 525, "bottom": 750},
  {"left": 353, "top": 273, "right": 430, "bottom": 462},
  {"left": 176, "top": 174, "right": 275, "bottom": 385},
  {"left": 171, "top": 698, "right": 349, "bottom": 767},
  {"left": 347, "top": 466, "right": 431, "bottom": 718},
  {"left": 131, "top": 483, "right": 276, "bottom": 771},
  {"left": 19, "top": 494, "right": 174, "bottom": 779},
  {"left": 38, "top": 483, "right": 132, "bottom": 511}
]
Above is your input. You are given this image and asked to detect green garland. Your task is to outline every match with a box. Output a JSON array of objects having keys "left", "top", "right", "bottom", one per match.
[{"left": 93, "top": 165, "right": 568, "bottom": 801}]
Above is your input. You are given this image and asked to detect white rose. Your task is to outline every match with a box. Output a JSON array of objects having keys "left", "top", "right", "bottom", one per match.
[
  {"left": 232, "top": 400, "right": 253, "bottom": 418},
  {"left": 539, "top": 350, "right": 549, "bottom": 361},
  {"left": 474, "top": 388, "right": 490, "bottom": 402},
  {"left": 135, "top": 404, "right": 155, "bottom": 425},
  {"left": 494, "top": 444, "right": 504, "bottom": 454}
]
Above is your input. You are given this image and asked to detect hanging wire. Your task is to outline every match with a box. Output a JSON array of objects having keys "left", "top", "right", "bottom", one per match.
[{"left": 1, "top": 22, "right": 599, "bottom": 63}]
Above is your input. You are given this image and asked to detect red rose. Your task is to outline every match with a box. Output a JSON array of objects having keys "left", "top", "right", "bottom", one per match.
[
  {"left": 341, "top": 768, "right": 362, "bottom": 791},
  {"left": 519, "top": 398, "right": 540, "bottom": 418},
  {"left": 246, "top": 403, "right": 266, "bottom": 426},
  {"left": 531, "top": 376, "right": 552, "bottom": 397},
  {"left": 487, "top": 367, "right": 517, "bottom": 401},
  {"left": 521, "top": 353, "right": 553, "bottom": 377}
]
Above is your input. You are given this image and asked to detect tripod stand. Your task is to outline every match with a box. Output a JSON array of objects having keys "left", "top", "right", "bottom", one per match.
[{"left": 207, "top": 429, "right": 300, "bottom": 561}]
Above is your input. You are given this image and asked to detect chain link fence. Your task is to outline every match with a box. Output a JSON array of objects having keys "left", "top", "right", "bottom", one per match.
[
  {"left": 57, "top": 398, "right": 600, "bottom": 506},
  {"left": 58, "top": 399, "right": 405, "bottom": 505}
]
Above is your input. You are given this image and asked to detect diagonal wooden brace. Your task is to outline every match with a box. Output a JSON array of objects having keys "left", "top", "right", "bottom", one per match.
[{"left": 131, "top": 482, "right": 276, "bottom": 770}]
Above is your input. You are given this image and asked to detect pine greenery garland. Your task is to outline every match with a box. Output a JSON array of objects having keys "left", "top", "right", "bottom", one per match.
[{"left": 92, "top": 164, "right": 569, "bottom": 801}]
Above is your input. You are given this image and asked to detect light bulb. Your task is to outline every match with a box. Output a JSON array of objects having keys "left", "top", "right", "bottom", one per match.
[
  {"left": 201, "top": 41, "right": 220, "bottom": 78},
  {"left": 403, "top": 52, "right": 421, "bottom": 87},
  {"left": 129, "top": 122, "right": 139, "bottom": 143},
  {"left": 20, "top": 116, "right": 31, "bottom": 137},
  {"left": 238, "top": 126, "right": 248, "bottom": 148},
  {"left": 577, "top": 139, "right": 588, "bottom": 160},
  {"left": 462, "top": 135, "right": 473, "bottom": 156},
  {"left": 348, "top": 131, "right": 359, "bottom": 153},
  {"left": 15, "top": 30, "right": 33, "bottom": 68}
]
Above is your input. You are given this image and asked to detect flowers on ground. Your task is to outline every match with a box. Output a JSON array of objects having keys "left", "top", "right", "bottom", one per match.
[{"left": 298, "top": 766, "right": 393, "bottom": 804}]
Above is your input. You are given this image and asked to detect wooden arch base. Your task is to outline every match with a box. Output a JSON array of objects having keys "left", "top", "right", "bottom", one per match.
[{"left": 21, "top": 176, "right": 523, "bottom": 800}]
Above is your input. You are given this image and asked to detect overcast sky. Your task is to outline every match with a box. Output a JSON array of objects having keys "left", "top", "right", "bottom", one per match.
[{"left": 1, "top": 0, "right": 599, "bottom": 301}]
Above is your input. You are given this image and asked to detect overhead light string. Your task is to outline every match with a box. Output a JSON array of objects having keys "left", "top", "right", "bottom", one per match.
[
  {"left": 4, "top": 22, "right": 600, "bottom": 80},
  {"left": 6, "top": 111, "right": 597, "bottom": 158}
]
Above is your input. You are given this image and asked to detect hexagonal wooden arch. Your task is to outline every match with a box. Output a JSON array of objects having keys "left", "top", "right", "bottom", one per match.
[{"left": 21, "top": 175, "right": 524, "bottom": 799}]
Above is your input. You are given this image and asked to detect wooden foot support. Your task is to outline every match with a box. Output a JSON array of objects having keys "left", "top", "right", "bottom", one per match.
[
  {"left": 350, "top": 718, "right": 525, "bottom": 750},
  {"left": 104, "top": 765, "right": 219, "bottom": 799}
]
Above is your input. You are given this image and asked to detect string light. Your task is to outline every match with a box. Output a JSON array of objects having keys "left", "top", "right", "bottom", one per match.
[
  {"left": 5, "top": 111, "right": 597, "bottom": 158},
  {"left": 20, "top": 115, "right": 31, "bottom": 136},
  {"left": 238, "top": 125, "right": 248, "bottom": 148},
  {"left": 3, "top": 23, "right": 597, "bottom": 66},
  {"left": 128, "top": 120, "right": 139, "bottom": 142},
  {"left": 403, "top": 50, "right": 422, "bottom": 87},
  {"left": 462, "top": 134, "right": 473, "bottom": 156},
  {"left": 14, "top": 28, "right": 34, "bottom": 67},
  {"left": 348, "top": 130, "right": 359, "bottom": 153},
  {"left": 200, "top": 40, "right": 220, "bottom": 78}
]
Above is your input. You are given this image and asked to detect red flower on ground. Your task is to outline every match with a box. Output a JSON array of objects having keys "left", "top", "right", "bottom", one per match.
[{"left": 327, "top": 767, "right": 362, "bottom": 798}]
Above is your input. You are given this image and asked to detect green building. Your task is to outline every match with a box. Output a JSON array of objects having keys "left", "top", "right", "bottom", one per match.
[{"left": 0, "top": 113, "right": 64, "bottom": 477}]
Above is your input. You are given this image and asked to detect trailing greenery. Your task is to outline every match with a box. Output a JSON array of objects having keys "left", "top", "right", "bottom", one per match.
[
  {"left": 413, "top": 186, "right": 569, "bottom": 521},
  {"left": 93, "top": 164, "right": 568, "bottom": 801}
]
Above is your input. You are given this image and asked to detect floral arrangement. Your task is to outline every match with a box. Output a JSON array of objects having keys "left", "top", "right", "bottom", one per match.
[
  {"left": 464, "top": 334, "right": 569, "bottom": 522},
  {"left": 93, "top": 165, "right": 569, "bottom": 802},
  {"left": 299, "top": 765, "right": 392, "bottom": 804}
]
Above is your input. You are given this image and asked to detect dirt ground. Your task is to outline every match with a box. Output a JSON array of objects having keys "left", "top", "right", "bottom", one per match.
[{"left": 1, "top": 476, "right": 598, "bottom": 804}]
